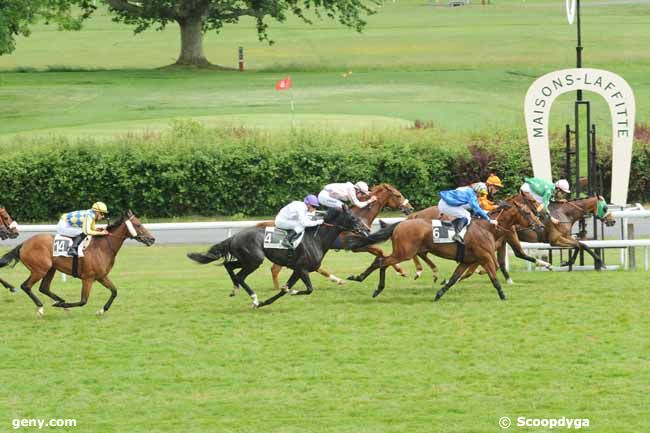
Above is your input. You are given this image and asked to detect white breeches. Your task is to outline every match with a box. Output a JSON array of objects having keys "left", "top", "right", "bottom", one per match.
[
  {"left": 274, "top": 217, "right": 305, "bottom": 234},
  {"left": 438, "top": 199, "right": 471, "bottom": 221},
  {"left": 520, "top": 183, "right": 544, "bottom": 204},
  {"left": 57, "top": 220, "right": 82, "bottom": 237},
  {"left": 318, "top": 190, "right": 344, "bottom": 209}
]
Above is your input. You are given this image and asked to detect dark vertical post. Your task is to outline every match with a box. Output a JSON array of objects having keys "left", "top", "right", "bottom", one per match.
[
  {"left": 238, "top": 46, "right": 244, "bottom": 72},
  {"left": 576, "top": 0, "right": 583, "bottom": 100}
]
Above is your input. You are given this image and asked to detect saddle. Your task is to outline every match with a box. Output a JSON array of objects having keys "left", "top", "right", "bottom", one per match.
[
  {"left": 53, "top": 234, "right": 90, "bottom": 258},
  {"left": 263, "top": 227, "right": 305, "bottom": 250},
  {"left": 431, "top": 217, "right": 469, "bottom": 244}
]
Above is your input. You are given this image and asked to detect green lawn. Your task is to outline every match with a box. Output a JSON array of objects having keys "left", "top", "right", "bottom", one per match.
[
  {"left": 1, "top": 244, "right": 649, "bottom": 432},
  {"left": 0, "top": 0, "right": 648, "bottom": 137}
]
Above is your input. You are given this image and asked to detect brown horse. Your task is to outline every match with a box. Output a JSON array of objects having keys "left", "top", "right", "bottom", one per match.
[
  {"left": 257, "top": 184, "right": 413, "bottom": 293},
  {"left": 384, "top": 192, "right": 548, "bottom": 283},
  {"left": 0, "top": 210, "right": 155, "bottom": 316},
  {"left": 347, "top": 201, "right": 541, "bottom": 301},
  {"left": 0, "top": 206, "right": 19, "bottom": 240},
  {"left": 498, "top": 195, "right": 615, "bottom": 279},
  {"left": 0, "top": 206, "right": 20, "bottom": 292}
]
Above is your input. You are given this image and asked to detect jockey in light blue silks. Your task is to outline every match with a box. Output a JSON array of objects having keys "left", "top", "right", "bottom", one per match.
[
  {"left": 438, "top": 183, "right": 498, "bottom": 244},
  {"left": 274, "top": 195, "right": 324, "bottom": 248}
]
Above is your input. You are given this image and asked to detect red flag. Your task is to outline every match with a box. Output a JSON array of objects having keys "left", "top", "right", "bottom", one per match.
[{"left": 275, "top": 76, "right": 292, "bottom": 91}]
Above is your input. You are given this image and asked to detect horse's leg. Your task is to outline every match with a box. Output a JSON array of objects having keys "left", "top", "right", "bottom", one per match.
[
  {"left": 20, "top": 273, "right": 46, "bottom": 316},
  {"left": 412, "top": 255, "right": 424, "bottom": 280},
  {"left": 38, "top": 268, "right": 66, "bottom": 304},
  {"left": 96, "top": 276, "right": 118, "bottom": 315},
  {"left": 224, "top": 260, "right": 242, "bottom": 297},
  {"left": 458, "top": 263, "right": 480, "bottom": 281},
  {"left": 54, "top": 279, "right": 93, "bottom": 309},
  {"left": 347, "top": 256, "right": 383, "bottom": 282},
  {"left": 496, "top": 242, "right": 514, "bottom": 284},
  {"left": 317, "top": 267, "right": 345, "bottom": 285},
  {"left": 292, "top": 270, "right": 315, "bottom": 296},
  {"left": 577, "top": 241, "right": 604, "bottom": 270},
  {"left": 482, "top": 257, "right": 507, "bottom": 300},
  {"left": 258, "top": 270, "right": 301, "bottom": 308},
  {"left": 271, "top": 263, "right": 283, "bottom": 290},
  {"left": 434, "top": 263, "right": 470, "bottom": 302},
  {"left": 363, "top": 245, "right": 406, "bottom": 277},
  {"left": 416, "top": 253, "right": 438, "bottom": 282},
  {"left": 0, "top": 277, "right": 16, "bottom": 292},
  {"left": 234, "top": 264, "right": 262, "bottom": 307}
]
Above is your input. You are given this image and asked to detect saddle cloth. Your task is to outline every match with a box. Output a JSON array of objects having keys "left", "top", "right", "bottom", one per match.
[
  {"left": 53, "top": 234, "right": 90, "bottom": 258},
  {"left": 431, "top": 220, "right": 468, "bottom": 244},
  {"left": 263, "top": 227, "right": 305, "bottom": 250}
]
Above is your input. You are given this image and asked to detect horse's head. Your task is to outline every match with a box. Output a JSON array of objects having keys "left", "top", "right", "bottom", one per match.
[
  {"left": 0, "top": 207, "right": 19, "bottom": 239},
  {"left": 372, "top": 184, "right": 414, "bottom": 215},
  {"left": 493, "top": 200, "right": 543, "bottom": 234},
  {"left": 511, "top": 200, "right": 544, "bottom": 233},
  {"left": 325, "top": 207, "right": 370, "bottom": 237},
  {"left": 596, "top": 196, "right": 616, "bottom": 227},
  {"left": 118, "top": 210, "right": 156, "bottom": 246}
]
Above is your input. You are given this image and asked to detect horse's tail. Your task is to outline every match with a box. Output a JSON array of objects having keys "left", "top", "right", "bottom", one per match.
[
  {"left": 187, "top": 239, "right": 232, "bottom": 265},
  {"left": 346, "top": 222, "right": 400, "bottom": 250},
  {"left": 0, "top": 244, "right": 22, "bottom": 268}
]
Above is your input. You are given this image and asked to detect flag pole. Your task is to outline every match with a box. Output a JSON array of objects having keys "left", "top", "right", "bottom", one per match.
[{"left": 290, "top": 87, "right": 295, "bottom": 129}]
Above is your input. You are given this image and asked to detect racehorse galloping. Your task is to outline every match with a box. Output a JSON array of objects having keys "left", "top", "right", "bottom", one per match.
[
  {"left": 0, "top": 206, "right": 21, "bottom": 292},
  {"left": 503, "top": 195, "right": 615, "bottom": 277},
  {"left": 383, "top": 192, "right": 547, "bottom": 283},
  {"left": 262, "top": 184, "right": 413, "bottom": 291},
  {"left": 0, "top": 210, "right": 155, "bottom": 316},
  {"left": 347, "top": 201, "right": 540, "bottom": 301},
  {"left": 188, "top": 207, "right": 369, "bottom": 308}
]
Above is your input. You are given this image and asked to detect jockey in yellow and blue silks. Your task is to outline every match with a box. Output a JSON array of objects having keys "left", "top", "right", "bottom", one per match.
[
  {"left": 438, "top": 183, "right": 498, "bottom": 244},
  {"left": 57, "top": 202, "right": 109, "bottom": 256}
]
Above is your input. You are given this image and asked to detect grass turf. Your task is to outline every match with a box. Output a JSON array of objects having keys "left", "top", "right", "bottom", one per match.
[
  {"left": 0, "top": 0, "right": 649, "bottom": 136},
  {"left": 1, "top": 244, "right": 648, "bottom": 432}
]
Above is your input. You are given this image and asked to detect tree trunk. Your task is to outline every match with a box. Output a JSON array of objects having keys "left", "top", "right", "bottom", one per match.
[{"left": 175, "top": 16, "right": 210, "bottom": 66}]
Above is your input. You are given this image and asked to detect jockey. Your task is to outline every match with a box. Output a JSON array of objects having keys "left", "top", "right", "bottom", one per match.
[
  {"left": 472, "top": 174, "right": 504, "bottom": 212},
  {"left": 318, "top": 181, "right": 377, "bottom": 210},
  {"left": 57, "top": 202, "right": 109, "bottom": 256},
  {"left": 520, "top": 177, "right": 570, "bottom": 223},
  {"left": 438, "top": 183, "right": 498, "bottom": 244},
  {"left": 275, "top": 194, "right": 324, "bottom": 248}
]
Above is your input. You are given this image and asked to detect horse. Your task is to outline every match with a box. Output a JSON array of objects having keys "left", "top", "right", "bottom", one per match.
[
  {"left": 0, "top": 206, "right": 20, "bottom": 292},
  {"left": 187, "top": 207, "right": 369, "bottom": 308},
  {"left": 499, "top": 195, "right": 615, "bottom": 278},
  {"left": 0, "top": 210, "right": 155, "bottom": 316},
  {"left": 347, "top": 201, "right": 541, "bottom": 302},
  {"left": 259, "top": 184, "right": 413, "bottom": 292},
  {"left": 377, "top": 192, "right": 548, "bottom": 283},
  {"left": 0, "top": 206, "right": 19, "bottom": 240}
]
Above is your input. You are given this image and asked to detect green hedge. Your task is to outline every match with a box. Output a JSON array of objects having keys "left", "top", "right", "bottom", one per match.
[{"left": 1, "top": 126, "right": 648, "bottom": 222}]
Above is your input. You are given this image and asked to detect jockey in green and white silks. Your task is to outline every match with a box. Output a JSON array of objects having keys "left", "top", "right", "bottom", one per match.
[{"left": 520, "top": 177, "right": 570, "bottom": 210}]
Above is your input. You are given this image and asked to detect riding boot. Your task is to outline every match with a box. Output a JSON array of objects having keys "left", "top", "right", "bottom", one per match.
[
  {"left": 67, "top": 234, "right": 85, "bottom": 257},
  {"left": 282, "top": 230, "right": 298, "bottom": 249},
  {"left": 452, "top": 218, "right": 468, "bottom": 245}
]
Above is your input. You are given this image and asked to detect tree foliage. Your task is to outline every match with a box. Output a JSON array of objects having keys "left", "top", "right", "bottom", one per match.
[{"left": 0, "top": 0, "right": 95, "bottom": 55}]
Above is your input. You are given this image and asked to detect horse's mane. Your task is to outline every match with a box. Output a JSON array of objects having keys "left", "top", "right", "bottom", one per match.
[
  {"left": 106, "top": 214, "right": 127, "bottom": 231},
  {"left": 370, "top": 183, "right": 398, "bottom": 196}
]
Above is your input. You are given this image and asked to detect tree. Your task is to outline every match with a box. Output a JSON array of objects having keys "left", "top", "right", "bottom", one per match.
[
  {"left": 0, "top": 0, "right": 94, "bottom": 56},
  {"left": 104, "top": 0, "right": 380, "bottom": 67}
]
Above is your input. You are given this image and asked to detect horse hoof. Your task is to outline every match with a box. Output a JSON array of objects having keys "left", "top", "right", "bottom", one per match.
[
  {"left": 433, "top": 275, "right": 438, "bottom": 283},
  {"left": 414, "top": 271, "right": 422, "bottom": 280},
  {"left": 290, "top": 290, "right": 299, "bottom": 296},
  {"left": 499, "top": 293, "right": 507, "bottom": 300},
  {"left": 36, "top": 307, "right": 45, "bottom": 317},
  {"left": 440, "top": 279, "right": 448, "bottom": 286},
  {"left": 506, "top": 278, "right": 514, "bottom": 285},
  {"left": 372, "top": 291, "right": 380, "bottom": 298},
  {"left": 96, "top": 308, "right": 105, "bottom": 316},
  {"left": 9, "top": 287, "right": 16, "bottom": 293},
  {"left": 433, "top": 294, "right": 442, "bottom": 302}
]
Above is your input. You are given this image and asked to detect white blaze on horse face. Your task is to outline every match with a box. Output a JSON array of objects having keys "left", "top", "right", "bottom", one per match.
[
  {"left": 566, "top": 0, "right": 576, "bottom": 24},
  {"left": 401, "top": 198, "right": 409, "bottom": 207},
  {"left": 9, "top": 221, "right": 18, "bottom": 229},
  {"left": 125, "top": 220, "right": 138, "bottom": 237}
]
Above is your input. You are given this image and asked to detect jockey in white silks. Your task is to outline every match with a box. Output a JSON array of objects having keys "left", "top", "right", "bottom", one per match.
[
  {"left": 317, "top": 181, "right": 377, "bottom": 210},
  {"left": 274, "top": 195, "right": 324, "bottom": 248}
]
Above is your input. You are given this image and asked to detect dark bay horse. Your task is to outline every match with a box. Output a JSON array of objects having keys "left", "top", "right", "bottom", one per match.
[
  {"left": 188, "top": 207, "right": 369, "bottom": 308},
  {"left": 0, "top": 206, "right": 20, "bottom": 292},
  {"left": 262, "top": 184, "right": 413, "bottom": 291},
  {"left": 347, "top": 202, "right": 541, "bottom": 302},
  {"left": 499, "top": 195, "right": 615, "bottom": 279},
  {"left": 0, "top": 210, "right": 155, "bottom": 316}
]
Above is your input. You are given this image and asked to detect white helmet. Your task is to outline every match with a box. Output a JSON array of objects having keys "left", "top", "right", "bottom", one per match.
[
  {"left": 472, "top": 182, "right": 488, "bottom": 195},
  {"left": 555, "top": 179, "right": 571, "bottom": 194},
  {"left": 354, "top": 181, "right": 370, "bottom": 195}
]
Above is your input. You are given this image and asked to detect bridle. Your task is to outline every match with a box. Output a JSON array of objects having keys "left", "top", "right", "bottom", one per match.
[{"left": 105, "top": 214, "right": 146, "bottom": 254}]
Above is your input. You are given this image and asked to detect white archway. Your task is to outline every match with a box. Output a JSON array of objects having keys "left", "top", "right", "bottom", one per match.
[{"left": 524, "top": 68, "right": 635, "bottom": 205}]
